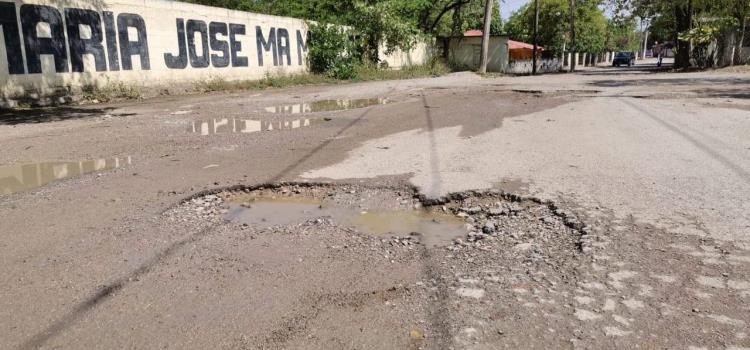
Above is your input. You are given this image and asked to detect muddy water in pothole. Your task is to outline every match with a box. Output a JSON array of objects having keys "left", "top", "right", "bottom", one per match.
[
  {"left": 0, "top": 157, "right": 132, "bottom": 195},
  {"left": 226, "top": 196, "right": 467, "bottom": 247},
  {"left": 264, "top": 98, "right": 389, "bottom": 114},
  {"left": 189, "top": 118, "right": 327, "bottom": 136}
]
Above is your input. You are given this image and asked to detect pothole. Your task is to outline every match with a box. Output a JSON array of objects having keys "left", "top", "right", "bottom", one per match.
[
  {"left": 264, "top": 98, "right": 389, "bottom": 114},
  {"left": 226, "top": 194, "right": 467, "bottom": 247},
  {"left": 169, "top": 183, "right": 587, "bottom": 253}
]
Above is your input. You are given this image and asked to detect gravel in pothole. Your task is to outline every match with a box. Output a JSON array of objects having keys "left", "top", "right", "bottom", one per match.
[{"left": 168, "top": 183, "right": 585, "bottom": 253}]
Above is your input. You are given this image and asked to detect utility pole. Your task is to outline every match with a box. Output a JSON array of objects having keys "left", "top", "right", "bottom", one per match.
[
  {"left": 532, "top": 0, "right": 539, "bottom": 75},
  {"left": 479, "top": 0, "right": 494, "bottom": 74},
  {"left": 569, "top": 0, "right": 577, "bottom": 72},
  {"left": 641, "top": 17, "right": 649, "bottom": 60}
]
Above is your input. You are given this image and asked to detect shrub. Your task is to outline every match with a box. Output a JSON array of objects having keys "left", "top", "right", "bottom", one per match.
[
  {"left": 306, "top": 22, "right": 361, "bottom": 79},
  {"left": 81, "top": 81, "right": 141, "bottom": 102}
]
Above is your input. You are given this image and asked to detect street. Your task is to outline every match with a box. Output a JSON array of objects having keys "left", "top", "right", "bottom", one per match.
[{"left": 2, "top": 60, "right": 750, "bottom": 349}]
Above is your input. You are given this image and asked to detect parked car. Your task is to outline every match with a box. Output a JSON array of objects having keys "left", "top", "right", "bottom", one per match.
[{"left": 612, "top": 52, "right": 635, "bottom": 67}]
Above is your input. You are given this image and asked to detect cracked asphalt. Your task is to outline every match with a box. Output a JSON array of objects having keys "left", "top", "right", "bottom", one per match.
[{"left": 1, "top": 59, "right": 749, "bottom": 349}]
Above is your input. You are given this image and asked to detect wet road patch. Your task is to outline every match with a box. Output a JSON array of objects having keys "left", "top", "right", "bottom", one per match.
[
  {"left": 265, "top": 98, "right": 389, "bottom": 114},
  {"left": 189, "top": 117, "right": 326, "bottom": 136},
  {"left": 0, "top": 157, "right": 132, "bottom": 195},
  {"left": 226, "top": 195, "right": 468, "bottom": 247}
]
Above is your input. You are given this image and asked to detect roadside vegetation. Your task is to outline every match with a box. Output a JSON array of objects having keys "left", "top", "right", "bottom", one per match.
[
  {"left": 623, "top": 0, "right": 749, "bottom": 69},
  {"left": 80, "top": 82, "right": 142, "bottom": 103},
  {"left": 194, "top": 61, "right": 447, "bottom": 93},
  {"left": 188, "top": 0, "right": 748, "bottom": 71},
  {"left": 186, "top": 0, "right": 500, "bottom": 79}
]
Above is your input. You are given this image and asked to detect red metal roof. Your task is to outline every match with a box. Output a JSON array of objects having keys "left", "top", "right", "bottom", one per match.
[
  {"left": 463, "top": 32, "right": 545, "bottom": 51},
  {"left": 508, "top": 40, "right": 544, "bottom": 51}
]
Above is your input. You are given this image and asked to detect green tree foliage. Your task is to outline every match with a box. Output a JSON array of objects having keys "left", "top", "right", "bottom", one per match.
[
  {"left": 606, "top": 17, "right": 641, "bottom": 52},
  {"left": 575, "top": 1, "right": 608, "bottom": 52},
  {"left": 505, "top": 0, "right": 608, "bottom": 55},
  {"left": 610, "top": 0, "right": 750, "bottom": 67},
  {"left": 306, "top": 23, "right": 360, "bottom": 79},
  {"left": 186, "top": 0, "right": 508, "bottom": 68},
  {"left": 188, "top": 0, "right": 427, "bottom": 63}
]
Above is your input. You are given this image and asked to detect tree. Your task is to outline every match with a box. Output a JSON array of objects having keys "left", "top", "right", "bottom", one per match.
[
  {"left": 569, "top": 0, "right": 577, "bottom": 71},
  {"left": 606, "top": 4, "right": 642, "bottom": 53},
  {"left": 721, "top": 0, "right": 749, "bottom": 65},
  {"left": 479, "top": 0, "right": 494, "bottom": 73},
  {"left": 616, "top": 0, "right": 748, "bottom": 68},
  {"left": 505, "top": 0, "right": 607, "bottom": 56}
]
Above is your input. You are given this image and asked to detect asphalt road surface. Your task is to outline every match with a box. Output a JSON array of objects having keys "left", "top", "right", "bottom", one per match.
[{"left": 2, "top": 60, "right": 749, "bottom": 349}]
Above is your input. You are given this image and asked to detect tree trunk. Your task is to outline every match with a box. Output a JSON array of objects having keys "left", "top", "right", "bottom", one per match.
[
  {"left": 451, "top": 3, "right": 463, "bottom": 37},
  {"left": 674, "top": 0, "right": 692, "bottom": 70},
  {"left": 479, "top": 0, "right": 494, "bottom": 73},
  {"left": 735, "top": 14, "right": 747, "bottom": 65},
  {"left": 569, "top": 0, "right": 577, "bottom": 72},
  {"left": 430, "top": 0, "right": 471, "bottom": 32},
  {"left": 532, "top": 0, "right": 539, "bottom": 75}
]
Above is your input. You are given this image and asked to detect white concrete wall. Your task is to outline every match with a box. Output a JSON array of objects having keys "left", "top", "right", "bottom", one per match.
[
  {"left": 0, "top": 0, "right": 310, "bottom": 100},
  {"left": 380, "top": 41, "right": 431, "bottom": 69},
  {"left": 506, "top": 58, "right": 562, "bottom": 75},
  {"left": 448, "top": 37, "right": 509, "bottom": 72}
]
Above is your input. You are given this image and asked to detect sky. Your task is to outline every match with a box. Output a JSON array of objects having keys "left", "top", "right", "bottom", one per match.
[{"left": 500, "top": 0, "right": 529, "bottom": 20}]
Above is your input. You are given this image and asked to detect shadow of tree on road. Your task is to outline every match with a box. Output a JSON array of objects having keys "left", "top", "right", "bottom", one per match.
[
  {"left": 0, "top": 106, "right": 135, "bottom": 125},
  {"left": 588, "top": 76, "right": 750, "bottom": 99},
  {"left": 589, "top": 77, "right": 750, "bottom": 88}
]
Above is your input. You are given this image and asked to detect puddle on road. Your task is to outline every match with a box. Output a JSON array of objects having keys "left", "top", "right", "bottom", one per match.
[
  {"left": 226, "top": 196, "right": 467, "bottom": 247},
  {"left": 189, "top": 117, "right": 323, "bottom": 136},
  {"left": 264, "top": 98, "right": 389, "bottom": 114},
  {"left": 0, "top": 157, "right": 132, "bottom": 195}
]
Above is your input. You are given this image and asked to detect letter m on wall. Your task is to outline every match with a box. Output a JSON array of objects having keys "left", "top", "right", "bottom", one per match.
[{"left": 0, "top": 2, "right": 26, "bottom": 74}]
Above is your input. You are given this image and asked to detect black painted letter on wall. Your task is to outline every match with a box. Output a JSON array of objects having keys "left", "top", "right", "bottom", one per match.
[
  {"left": 0, "top": 2, "right": 25, "bottom": 74},
  {"left": 229, "top": 24, "right": 248, "bottom": 67},
  {"left": 209, "top": 22, "right": 229, "bottom": 68},
  {"left": 117, "top": 13, "right": 150, "bottom": 70},
  {"left": 21, "top": 4, "right": 68, "bottom": 74},
  {"left": 186, "top": 19, "right": 209, "bottom": 68},
  {"left": 256, "top": 26, "right": 277, "bottom": 67},
  {"left": 164, "top": 18, "right": 187, "bottom": 69},
  {"left": 65, "top": 8, "right": 107, "bottom": 72}
]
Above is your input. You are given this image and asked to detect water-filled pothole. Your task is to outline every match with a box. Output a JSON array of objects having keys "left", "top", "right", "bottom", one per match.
[
  {"left": 226, "top": 195, "right": 467, "bottom": 247},
  {"left": 175, "top": 184, "right": 586, "bottom": 252},
  {"left": 265, "top": 98, "right": 389, "bottom": 114},
  {"left": 0, "top": 157, "right": 132, "bottom": 195}
]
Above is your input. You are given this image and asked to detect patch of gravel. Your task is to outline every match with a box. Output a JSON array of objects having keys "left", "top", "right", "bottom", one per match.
[
  {"left": 159, "top": 183, "right": 593, "bottom": 349},
  {"left": 164, "top": 183, "right": 588, "bottom": 256}
]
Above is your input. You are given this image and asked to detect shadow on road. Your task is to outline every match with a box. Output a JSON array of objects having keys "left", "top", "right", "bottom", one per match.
[
  {"left": 582, "top": 64, "right": 750, "bottom": 99},
  {"left": 578, "top": 62, "right": 674, "bottom": 76},
  {"left": 589, "top": 76, "right": 750, "bottom": 88},
  {"left": 0, "top": 106, "right": 135, "bottom": 125}
]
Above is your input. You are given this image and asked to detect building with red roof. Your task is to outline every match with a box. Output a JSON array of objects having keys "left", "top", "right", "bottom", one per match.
[{"left": 438, "top": 30, "right": 556, "bottom": 73}]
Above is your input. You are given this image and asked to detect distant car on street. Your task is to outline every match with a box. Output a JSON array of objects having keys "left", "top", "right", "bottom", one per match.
[{"left": 612, "top": 52, "right": 635, "bottom": 67}]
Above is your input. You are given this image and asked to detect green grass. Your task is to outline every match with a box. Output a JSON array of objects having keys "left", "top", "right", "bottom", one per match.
[
  {"left": 351, "top": 61, "right": 450, "bottom": 81},
  {"left": 197, "top": 73, "right": 338, "bottom": 92},
  {"left": 197, "top": 62, "right": 450, "bottom": 93},
  {"left": 81, "top": 82, "right": 142, "bottom": 102}
]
